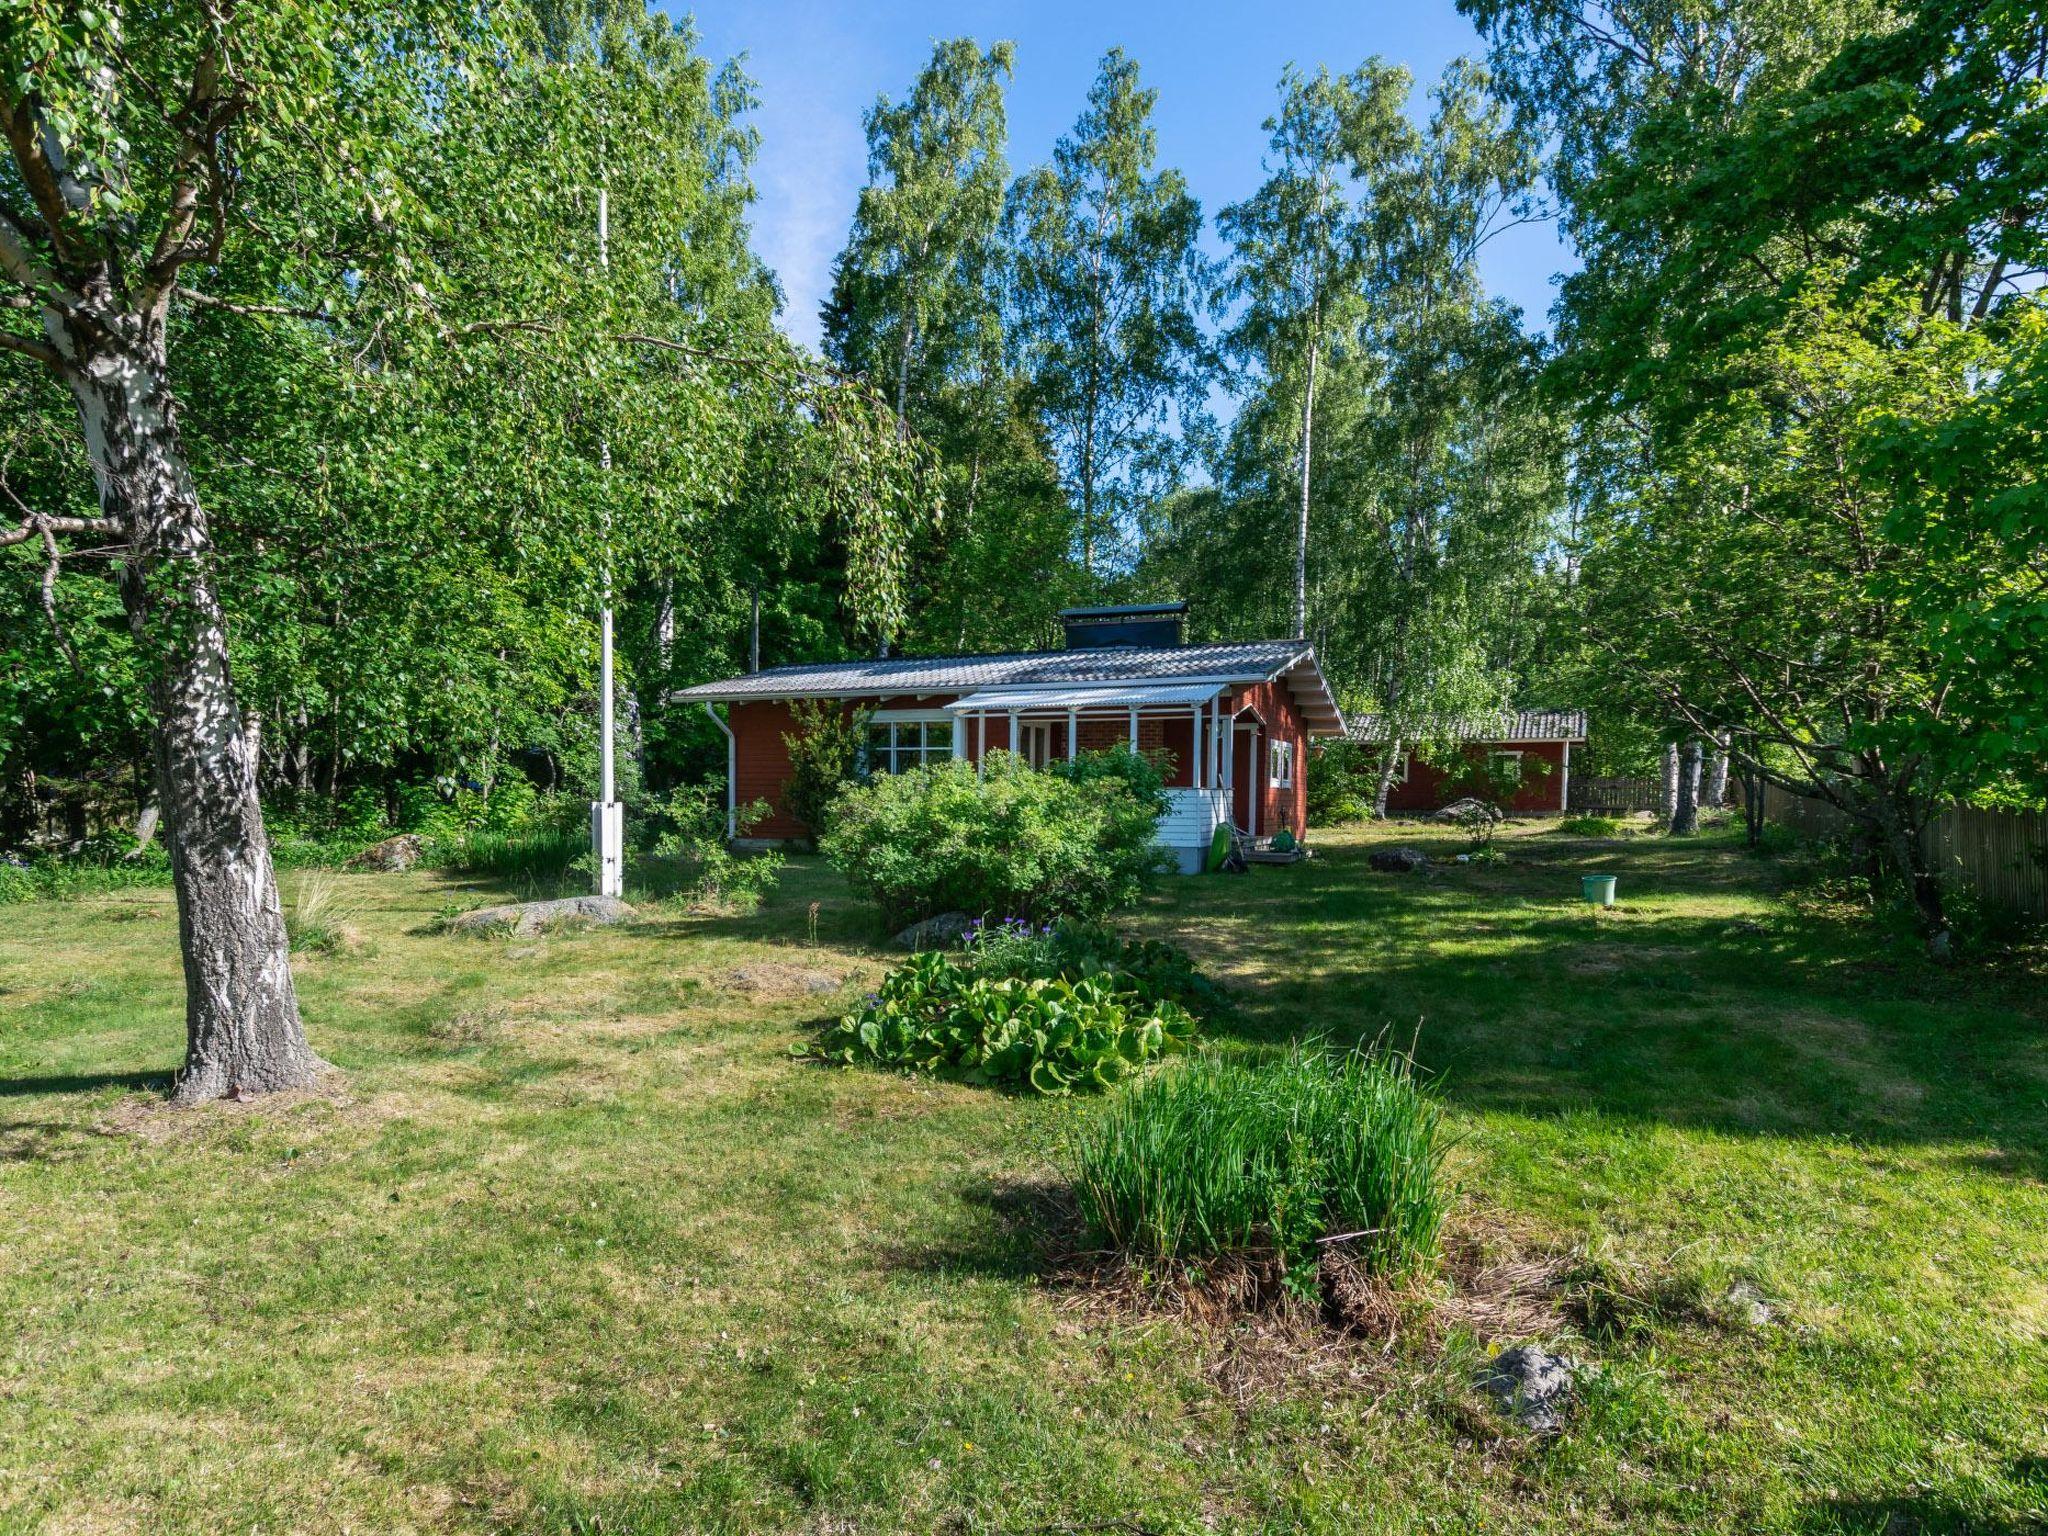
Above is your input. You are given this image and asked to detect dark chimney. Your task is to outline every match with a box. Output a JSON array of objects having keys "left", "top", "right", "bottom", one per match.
[{"left": 1059, "top": 602, "right": 1187, "bottom": 650}]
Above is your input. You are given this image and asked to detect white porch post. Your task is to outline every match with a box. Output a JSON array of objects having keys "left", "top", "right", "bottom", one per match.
[
  {"left": 1560, "top": 739, "right": 1571, "bottom": 812},
  {"left": 1191, "top": 704, "right": 1203, "bottom": 788},
  {"left": 951, "top": 719, "right": 966, "bottom": 760},
  {"left": 1209, "top": 696, "right": 1222, "bottom": 788},
  {"left": 1067, "top": 707, "right": 1079, "bottom": 760},
  {"left": 1008, "top": 709, "right": 1019, "bottom": 765},
  {"left": 977, "top": 712, "right": 987, "bottom": 776},
  {"left": 1128, "top": 706, "right": 1138, "bottom": 750}
]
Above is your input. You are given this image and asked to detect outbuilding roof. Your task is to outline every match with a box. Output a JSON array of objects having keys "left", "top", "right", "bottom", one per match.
[
  {"left": 670, "top": 639, "right": 1347, "bottom": 735},
  {"left": 1348, "top": 709, "right": 1587, "bottom": 744}
]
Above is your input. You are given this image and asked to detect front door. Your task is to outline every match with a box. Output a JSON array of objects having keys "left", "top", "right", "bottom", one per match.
[{"left": 1018, "top": 720, "right": 1056, "bottom": 769}]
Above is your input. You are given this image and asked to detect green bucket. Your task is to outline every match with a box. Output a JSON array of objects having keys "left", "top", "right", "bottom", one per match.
[{"left": 1582, "top": 874, "right": 1618, "bottom": 908}]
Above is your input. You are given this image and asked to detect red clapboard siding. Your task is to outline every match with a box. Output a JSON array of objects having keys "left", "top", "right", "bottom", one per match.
[{"left": 1382, "top": 740, "right": 1570, "bottom": 815}]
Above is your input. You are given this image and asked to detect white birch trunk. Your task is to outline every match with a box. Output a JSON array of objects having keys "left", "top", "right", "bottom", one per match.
[
  {"left": 1671, "top": 738, "right": 1703, "bottom": 836},
  {"left": 48, "top": 309, "right": 324, "bottom": 1104}
]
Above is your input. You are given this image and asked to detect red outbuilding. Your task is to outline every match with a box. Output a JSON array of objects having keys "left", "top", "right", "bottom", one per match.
[
  {"left": 670, "top": 604, "right": 1347, "bottom": 872},
  {"left": 1346, "top": 711, "right": 1589, "bottom": 816}
]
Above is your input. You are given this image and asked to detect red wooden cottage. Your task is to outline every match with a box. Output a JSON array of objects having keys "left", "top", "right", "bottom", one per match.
[
  {"left": 671, "top": 604, "right": 1346, "bottom": 872},
  {"left": 1347, "top": 710, "right": 1589, "bottom": 815}
]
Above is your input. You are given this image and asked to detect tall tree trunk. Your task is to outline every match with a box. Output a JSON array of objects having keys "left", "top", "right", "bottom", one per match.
[
  {"left": 1865, "top": 775, "right": 1951, "bottom": 961},
  {"left": 49, "top": 311, "right": 324, "bottom": 1105},
  {"left": 1660, "top": 741, "right": 1680, "bottom": 826},
  {"left": 1670, "top": 738, "right": 1702, "bottom": 835},
  {"left": 1372, "top": 737, "right": 1403, "bottom": 819},
  {"left": 1294, "top": 325, "right": 1319, "bottom": 641},
  {"left": 1706, "top": 733, "right": 1730, "bottom": 808}
]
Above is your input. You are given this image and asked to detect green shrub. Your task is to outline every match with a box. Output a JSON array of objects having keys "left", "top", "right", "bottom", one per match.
[
  {"left": 643, "top": 782, "right": 783, "bottom": 910},
  {"left": 1071, "top": 1043, "right": 1449, "bottom": 1292},
  {"left": 781, "top": 699, "right": 870, "bottom": 850},
  {"left": 821, "top": 750, "right": 1170, "bottom": 931},
  {"left": 1046, "top": 742, "right": 1170, "bottom": 820},
  {"left": 1558, "top": 815, "right": 1621, "bottom": 837},
  {"left": 812, "top": 949, "right": 1196, "bottom": 1094},
  {"left": 1308, "top": 740, "right": 1381, "bottom": 826}
]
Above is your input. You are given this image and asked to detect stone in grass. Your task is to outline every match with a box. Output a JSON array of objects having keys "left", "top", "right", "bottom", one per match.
[
  {"left": 1369, "top": 847, "right": 1431, "bottom": 874},
  {"left": 346, "top": 833, "right": 426, "bottom": 873},
  {"left": 1723, "top": 1280, "right": 1775, "bottom": 1329},
  {"left": 894, "top": 911, "right": 973, "bottom": 950},
  {"left": 1432, "top": 797, "right": 1503, "bottom": 824},
  {"left": 1474, "top": 1344, "right": 1577, "bottom": 1433},
  {"left": 446, "top": 894, "right": 634, "bottom": 938}
]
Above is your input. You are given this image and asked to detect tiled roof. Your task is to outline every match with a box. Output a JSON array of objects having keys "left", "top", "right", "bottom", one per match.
[
  {"left": 669, "top": 640, "right": 1316, "bottom": 701},
  {"left": 1348, "top": 709, "right": 1587, "bottom": 744}
]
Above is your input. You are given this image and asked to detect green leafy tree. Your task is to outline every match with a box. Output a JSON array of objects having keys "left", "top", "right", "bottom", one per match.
[
  {"left": 1006, "top": 49, "right": 1214, "bottom": 578},
  {"left": 1218, "top": 62, "right": 1409, "bottom": 638},
  {"left": 823, "top": 39, "right": 1015, "bottom": 431},
  {"left": 1474, "top": 0, "right": 2047, "bottom": 953},
  {"left": 0, "top": 1, "right": 935, "bottom": 1100}
]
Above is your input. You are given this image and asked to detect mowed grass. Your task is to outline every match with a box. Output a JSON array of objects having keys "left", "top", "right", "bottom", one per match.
[{"left": 0, "top": 822, "right": 2044, "bottom": 1534}]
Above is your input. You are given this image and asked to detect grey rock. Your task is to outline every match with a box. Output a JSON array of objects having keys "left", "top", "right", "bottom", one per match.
[
  {"left": 446, "top": 894, "right": 634, "bottom": 937},
  {"left": 346, "top": 833, "right": 426, "bottom": 873},
  {"left": 1432, "top": 797, "right": 1503, "bottom": 824},
  {"left": 1369, "top": 847, "right": 1431, "bottom": 874},
  {"left": 1474, "top": 1345, "right": 1577, "bottom": 1432},
  {"left": 893, "top": 911, "right": 973, "bottom": 950}
]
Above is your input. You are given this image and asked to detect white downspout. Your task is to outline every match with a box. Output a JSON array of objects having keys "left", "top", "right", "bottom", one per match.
[{"left": 704, "top": 701, "right": 737, "bottom": 840}]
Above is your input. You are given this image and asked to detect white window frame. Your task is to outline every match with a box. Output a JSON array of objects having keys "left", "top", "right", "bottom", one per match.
[
  {"left": 1269, "top": 739, "right": 1295, "bottom": 789},
  {"left": 862, "top": 712, "right": 954, "bottom": 775},
  {"left": 1486, "top": 749, "right": 1524, "bottom": 781}
]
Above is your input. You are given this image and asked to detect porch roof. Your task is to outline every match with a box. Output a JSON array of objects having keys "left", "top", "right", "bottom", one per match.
[{"left": 945, "top": 683, "right": 1223, "bottom": 714}]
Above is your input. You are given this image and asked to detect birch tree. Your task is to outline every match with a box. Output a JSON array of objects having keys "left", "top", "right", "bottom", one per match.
[
  {"left": 1006, "top": 49, "right": 1213, "bottom": 578},
  {"left": 0, "top": 0, "right": 934, "bottom": 1098},
  {"left": 824, "top": 39, "right": 1014, "bottom": 431},
  {"left": 1218, "top": 63, "right": 1406, "bottom": 639}
]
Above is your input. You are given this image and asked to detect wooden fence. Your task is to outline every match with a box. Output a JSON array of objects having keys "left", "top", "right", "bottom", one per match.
[
  {"left": 1569, "top": 776, "right": 1662, "bottom": 813},
  {"left": 1570, "top": 775, "right": 1734, "bottom": 814},
  {"left": 1760, "top": 782, "right": 2048, "bottom": 917}
]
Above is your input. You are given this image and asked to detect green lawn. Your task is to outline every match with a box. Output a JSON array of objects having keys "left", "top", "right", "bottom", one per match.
[{"left": 2, "top": 823, "right": 2043, "bottom": 1534}]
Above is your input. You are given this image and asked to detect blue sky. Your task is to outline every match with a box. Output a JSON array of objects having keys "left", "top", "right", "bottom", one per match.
[{"left": 667, "top": 0, "right": 1577, "bottom": 351}]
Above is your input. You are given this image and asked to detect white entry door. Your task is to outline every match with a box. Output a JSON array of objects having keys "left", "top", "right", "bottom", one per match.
[{"left": 1017, "top": 720, "right": 1056, "bottom": 768}]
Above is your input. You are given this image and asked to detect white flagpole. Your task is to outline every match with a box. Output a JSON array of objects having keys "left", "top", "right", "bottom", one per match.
[{"left": 592, "top": 182, "right": 624, "bottom": 897}]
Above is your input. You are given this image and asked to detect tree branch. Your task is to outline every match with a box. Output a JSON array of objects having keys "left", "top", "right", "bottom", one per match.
[
  {"left": 0, "top": 511, "right": 124, "bottom": 549},
  {"left": 0, "top": 328, "right": 63, "bottom": 368}
]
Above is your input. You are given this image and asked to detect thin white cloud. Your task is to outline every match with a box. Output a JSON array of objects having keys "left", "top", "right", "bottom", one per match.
[{"left": 704, "top": 2, "right": 879, "bottom": 352}]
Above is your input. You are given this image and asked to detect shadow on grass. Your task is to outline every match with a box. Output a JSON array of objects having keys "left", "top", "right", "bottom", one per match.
[
  {"left": 1800, "top": 1488, "right": 2047, "bottom": 1535},
  {"left": 1135, "top": 826, "right": 2048, "bottom": 1179},
  {"left": 0, "top": 1069, "right": 170, "bottom": 1100},
  {"left": 879, "top": 1176, "right": 1077, "bottom": 1285}
]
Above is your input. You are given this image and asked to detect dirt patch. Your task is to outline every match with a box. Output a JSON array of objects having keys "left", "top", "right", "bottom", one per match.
[
  {"left": 725, "top": 961, "right": 860, "bottom": 1000},
  {"left": 1020, "top": 1186, "right": 1581, "bottom": 1406}
]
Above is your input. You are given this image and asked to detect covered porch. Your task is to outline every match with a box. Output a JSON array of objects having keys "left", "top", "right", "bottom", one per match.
[{"left": 944, "top": 683, "right": 1277, "bottom": 871}]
